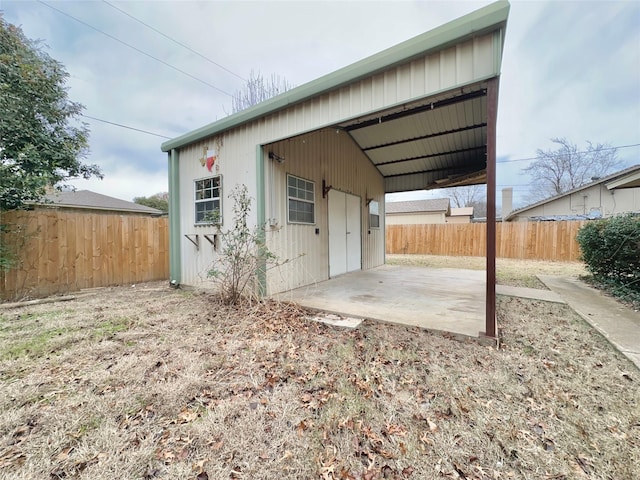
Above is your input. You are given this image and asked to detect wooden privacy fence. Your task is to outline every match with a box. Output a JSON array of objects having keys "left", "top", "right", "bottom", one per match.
[
  {"left": 0, "top": 209, "right": 169, "bottom": 301},
  {"left": 386, "top": 221, "right": 587, "bottom": 261}
]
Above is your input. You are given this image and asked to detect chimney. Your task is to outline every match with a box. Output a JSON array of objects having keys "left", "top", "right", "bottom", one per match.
[{"left": 502, "top": 187, "right": 513, "bottom": 218}]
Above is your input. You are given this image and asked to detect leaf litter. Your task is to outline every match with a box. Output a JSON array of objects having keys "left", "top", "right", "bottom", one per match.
[{"left": 0, "top": 279, "right": 637, "bottom": 479}]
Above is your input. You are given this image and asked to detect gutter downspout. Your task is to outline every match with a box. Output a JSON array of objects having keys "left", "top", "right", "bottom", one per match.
[
  {"left": 255, "top": 144, "right": 267, "bottom": 296},
  {"left": 168, "top": 148, "right": 181, "bottom": 286}
]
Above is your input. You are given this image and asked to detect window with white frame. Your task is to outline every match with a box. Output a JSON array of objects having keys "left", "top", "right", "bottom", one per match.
[
  {"left": 194, "top": 176, "right": 222, "bottom": 224},
  {"left": 369, "top": 200, "right": 380, "bottom": 228},
  {"left": 287, "top": 174, "right": 315, "bottom": 224}
]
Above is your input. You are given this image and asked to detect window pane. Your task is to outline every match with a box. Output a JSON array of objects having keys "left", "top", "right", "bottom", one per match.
[
  {"left": 195, "top": 176, "right": 221, "bottom": 224},
  {"left": 287, "top": 176, "right": 314, "bottom": 224}
]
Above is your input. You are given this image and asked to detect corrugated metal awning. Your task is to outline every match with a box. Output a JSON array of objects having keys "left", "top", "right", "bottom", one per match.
[{"left": 338, "top": 83, "right": 488, "bottom": 193}]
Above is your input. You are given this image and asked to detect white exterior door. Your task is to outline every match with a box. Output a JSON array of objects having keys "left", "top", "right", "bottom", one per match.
[
  {"left": 328, "top": 190, "right": 361, "bottom": 277},
  {"left": 346, "top": 193, "right": 361, "bottom": 272}
]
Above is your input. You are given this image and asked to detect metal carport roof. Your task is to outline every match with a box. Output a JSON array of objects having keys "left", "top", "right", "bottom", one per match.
[{"left": 338, "top": 85, "right": 490, "bottom": 193}]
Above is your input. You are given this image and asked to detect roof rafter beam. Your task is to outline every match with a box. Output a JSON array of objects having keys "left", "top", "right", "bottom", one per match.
[
  {"left": 424, "top": 168, "right": 487, "bottom": 189},
  {"left": 383, "top": 163, "right": 485, "bottom": 180},
  {"left": 363, "top": 123, "right": 487, "bottom": 152},
  {"left": 343, "top": 89, "right": 486, "bottom": 132},
  {"left": 375, "top": 145, "right": 486, "bottom": 167}
]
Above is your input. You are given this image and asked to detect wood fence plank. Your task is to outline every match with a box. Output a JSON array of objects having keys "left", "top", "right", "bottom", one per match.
[
  {"left": 76, "top": 213, "right": 87, "bottom": 290},
  {"left": 66, "top": 212, "right": 77, "bottom": 292},
  {"left": 112, "top": 215, "right": 123, "bottom": 285},
  {"left": 58, "top": 212, "right": 68, "bottom": 293},
  {"left": 1, "top": 209, "right": 170, "bottom": 301},
  {"left": 385, "top": 221, "right": 586, "bottom": 262}
]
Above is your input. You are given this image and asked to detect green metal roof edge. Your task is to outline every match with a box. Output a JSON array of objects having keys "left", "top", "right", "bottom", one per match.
[{"left": 161, "top": 0, "right": 510, "bottom": 153}]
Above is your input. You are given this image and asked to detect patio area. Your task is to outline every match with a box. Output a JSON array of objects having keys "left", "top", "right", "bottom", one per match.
[{"left": 274, "top": 264, "right": 487, "bottom": 338}]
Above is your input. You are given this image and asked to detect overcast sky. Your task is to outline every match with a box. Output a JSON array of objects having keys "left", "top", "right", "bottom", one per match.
[{"left": 2, "top": 0, "right": 639, "bottom": 208}]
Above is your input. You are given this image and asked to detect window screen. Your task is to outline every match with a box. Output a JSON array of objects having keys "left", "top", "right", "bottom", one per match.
[{"left": 287, "top": 175, "right": 315, "bottom": 224}]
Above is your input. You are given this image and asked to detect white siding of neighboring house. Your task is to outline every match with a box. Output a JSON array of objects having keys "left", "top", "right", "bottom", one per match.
[
  {"left": 446, "top": 215, "right": 472, "bottom": 224},
  {"left": 386, "top": 212, "right": 446, "bottom": 225},
  {"left": 509, "top": 184, "right": 640, "bottom": 222}
]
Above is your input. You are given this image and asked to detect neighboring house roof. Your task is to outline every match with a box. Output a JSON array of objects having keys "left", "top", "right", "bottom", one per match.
[
  {"left": 386, "top": 199, "right": 451, "bottom": 214},
  {"left": 450, "top": 207, "right": 474, "bottom": 217},
  {"left": 605, "top": 166, "right": 640, "bottom": 189},
  {"left": 42, "top": 190, "right": 163, "bottom": 215},
  {"left": 504, "top": 164, "right": 640, "bottom": 221},
  {"left": 528, "top": 213, "right": 603, "bottom": 222}
]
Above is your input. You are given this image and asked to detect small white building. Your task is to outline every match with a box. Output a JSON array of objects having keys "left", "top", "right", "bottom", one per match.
[
  {"left": 161, "top": 0, "right": 509, "bottom": 336},
  {"left": 386, "top": 199, "right": 451, "bottom": 225},
  {"left": 447, "top": 207, "right": 474, "bottom": 223}
]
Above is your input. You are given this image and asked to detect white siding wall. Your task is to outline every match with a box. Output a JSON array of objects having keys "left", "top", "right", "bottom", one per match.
[
  {"left": 264, "top": 129, "right": 385, "bottom": 294},
  {"left": 511, "top": 184, "right": 640, "bottom": 222},
  {"left": 235, "top": 33, "right": 496, "bottom": 148},
  {"left": 177, "top": 128, "right": 258, "bottom": 288}
]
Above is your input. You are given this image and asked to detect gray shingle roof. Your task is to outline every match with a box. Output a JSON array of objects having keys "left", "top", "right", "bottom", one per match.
[
  {"left": 42, "top": 190, "right": 163, "bottom": 215},
  {"left": 386, "top": 198, "right": 450, "bottom": 214}
]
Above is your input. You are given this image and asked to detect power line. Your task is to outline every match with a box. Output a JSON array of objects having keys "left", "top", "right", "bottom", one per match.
[
  {"left": 81, "top": 114, "right": 172, "bottom": 139},
  {"left": 497, "top": 142, "right": 640, "bottom": 164},
  {"left": 37, "top": 0, "right": 233, "bottom": 97},
  {"left": 102, "top": 0, "right": 246, "bottom": 82}
]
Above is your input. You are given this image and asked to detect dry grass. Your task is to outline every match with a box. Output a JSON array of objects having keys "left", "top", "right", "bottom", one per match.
[
  {"left": 0, "top": 282, "right": 638, "bottom": 480},
  {"left": 387, "top": 255, "right": 587, "bottom": 289}
]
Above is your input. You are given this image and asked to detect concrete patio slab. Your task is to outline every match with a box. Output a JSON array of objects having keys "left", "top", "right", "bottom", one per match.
[{"left": 273, "top": 264, "right": 486, "bottom": 338}]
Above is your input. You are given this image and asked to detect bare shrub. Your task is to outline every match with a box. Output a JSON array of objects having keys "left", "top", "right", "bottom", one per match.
[{"left": 207, "top": 185, "right": 275, "bottom": 305}]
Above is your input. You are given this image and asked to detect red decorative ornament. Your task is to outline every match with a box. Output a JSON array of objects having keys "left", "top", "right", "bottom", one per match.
[
  {"left": 205, "top": 149, "right": 216, "bottom": 172},
  {"left": 206, "top": 155, "right": 216, "bottom": 172}
]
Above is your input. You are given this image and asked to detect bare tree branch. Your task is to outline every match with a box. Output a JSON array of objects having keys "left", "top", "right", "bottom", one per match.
[
  {"left": 441, "top": 185, "right": 487, "bottom": 218},
  {"left": 231, "top": 70, "right": 294, "bottom": 113},
  {"left": 523, "top": 138, "right": 621, "bottom": 202}
]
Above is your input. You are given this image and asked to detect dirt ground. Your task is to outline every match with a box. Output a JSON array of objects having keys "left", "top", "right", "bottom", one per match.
[{"left": 0, "top": 260, "right": 638, "bottom": 479}]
